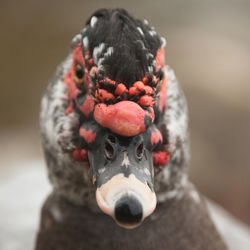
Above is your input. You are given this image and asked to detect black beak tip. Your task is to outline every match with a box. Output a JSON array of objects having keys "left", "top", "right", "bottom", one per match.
[{"left": 114, "top": 196, "right": 143, "bottom": 226}]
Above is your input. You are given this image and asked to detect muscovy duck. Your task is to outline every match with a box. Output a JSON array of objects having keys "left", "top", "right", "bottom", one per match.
[{"left": 36, "top": 8, "right": 227, "bottom": 250}]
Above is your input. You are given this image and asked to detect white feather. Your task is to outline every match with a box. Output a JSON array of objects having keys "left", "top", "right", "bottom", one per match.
[{"left": 90, "top": 16, "right": 98, "bottom": 27}]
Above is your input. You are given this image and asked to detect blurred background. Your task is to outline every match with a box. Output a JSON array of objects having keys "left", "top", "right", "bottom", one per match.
[{"left": 0, "top": 0, "right": 249, "bottom": 225}]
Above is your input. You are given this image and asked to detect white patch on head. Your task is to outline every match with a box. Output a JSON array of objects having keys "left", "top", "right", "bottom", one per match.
[
  {"left": 71, "top": 33, "right": 82, "bottom": 48},
  {"left": 146, "top": 53, "right": 153, "bottom": 59},
  {"left": 149, "top": 30, "right": 157, "bottom": 36},
  {"left": 190, "top": 190, "right": 200, "bottom": 204},
  {"left": 161, "top": 37, "right": 167, "bottom": 47},
  {"left": 81, "top": 27, "right": 87, "bottom": 33},
  {"left": 98, "top": 168, "right": 106, "bottom": 174},
  {"left": 148, "top": 66, "right": 153, "bottom": 73},
  {"left": 97, "top": 58, "right": 104, "bottom": 68},
  {"left": 137, "top": 27, "right": 144, "bottom": 36},
  {"left": 143, "top": 19, "right": 149, "bottom": 25},
  {"left": 94, "top": 46, "right": 114, "bottom": 71},
  {"left": 93, "top": 43, "right": 105, "bottom": 64},
  {"left": 104, "top": 46, "right": 114, "bottom": 58},
  {"left": 82, "top": 36, "right": 89, "bottom": 49},
  {"left": 121, "top": 152, "right": 130, "bottom": 167},
  {"left": 136, "top": 40, "right": 146, "bottom": 50},
  {"left": 152, "top": 59, "right": 156, "bottom": 68},
  {"left": 90, "top": 16, "right": 98, "bottom": 27}
]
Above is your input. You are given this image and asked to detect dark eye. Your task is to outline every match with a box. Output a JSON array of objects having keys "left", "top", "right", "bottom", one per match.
[
  {"left": 104, "top": 135, "right": 116, "bottom": 160},
  {"left": 136, "top": 142, "right": 144, "bottom": 160},
  {"left": 75, "top": 62, "right": 84, "bottom": 84}
]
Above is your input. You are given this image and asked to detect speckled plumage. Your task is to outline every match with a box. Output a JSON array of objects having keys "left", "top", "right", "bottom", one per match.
[
  {"left": 36, "top": 186, "right": 227, "bottom": 250},
  {"left": 40, "top": 60, "right": 188, "bottom": 207},
  {"left": 37, "top": 8, "right": 227, "bottom": 250}
]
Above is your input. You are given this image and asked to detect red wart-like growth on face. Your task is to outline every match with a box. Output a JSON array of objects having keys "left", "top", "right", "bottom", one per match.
[
  {"left": 64, "top": 43, "right": 95, "bottom": 118},
  {"left": 153, "top": 151, "right": 170, "bottom": 166},
  {"left": 150, "top": 127, "right": 163, "bottom": 146},
  {"left": 79, "top": 127, "right": 97, "bottom": 144},
  {"left": 155, "top": 47, "right": 165, "bottom": 72},
  {"left": 94, "top": 101, "right": 155, "bottom": 137},
  {"left": 72, "top": 148, "right": 88, "bottom": 162},
  {"left": 63, "top": 28, "right": 169, "bottom": 166}
]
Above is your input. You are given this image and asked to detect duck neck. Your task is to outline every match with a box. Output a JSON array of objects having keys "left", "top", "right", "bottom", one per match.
[{"left": 36, "top": 183, "right": 227, "bottom": 250}]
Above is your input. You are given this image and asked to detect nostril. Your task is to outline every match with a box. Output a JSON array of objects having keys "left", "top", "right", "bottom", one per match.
[
  {"left": 104, "top": 135, "right": 116, "bottom": 160},
  {"left": 104, "top": 141, "right": 114, "bottom": 159},
  {"left": 115, "top": 196, "right": 143, "bottom": 225},
  {"left": 136, "top": 142, "right": 144, "bottom": 160}
]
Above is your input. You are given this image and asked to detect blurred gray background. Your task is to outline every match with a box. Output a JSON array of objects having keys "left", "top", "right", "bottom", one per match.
[{"left": 0, "top": 0, "right": 249, "bottom": 225}]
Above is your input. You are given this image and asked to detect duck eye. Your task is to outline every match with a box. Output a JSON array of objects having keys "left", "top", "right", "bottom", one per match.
[
  {"left": 75, "top": 62, "right": 84, "bottom": 84},
  {"left": 136, "top": 142, "right": 144, "bottom": 160}
]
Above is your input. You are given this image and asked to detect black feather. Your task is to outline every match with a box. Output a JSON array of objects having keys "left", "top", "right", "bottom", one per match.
[{"left": 82, "top": 8, "right": 162, "bottom": 87}]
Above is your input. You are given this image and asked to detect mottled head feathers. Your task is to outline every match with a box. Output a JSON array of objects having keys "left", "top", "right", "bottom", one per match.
[
  {"left": 81, "top": 8, "right": 165, "bottom": 86},
  {"left": 41, "top": 8, "right": 189, "bottom": 209}
]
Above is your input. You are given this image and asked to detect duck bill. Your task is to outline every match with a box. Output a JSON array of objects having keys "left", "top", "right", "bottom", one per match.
[
  {"left": 96, "top": 173, "right": 156, "bottom": 229},
  {"left": 88, "top": 132, "right": 156, "bottom": 229}
]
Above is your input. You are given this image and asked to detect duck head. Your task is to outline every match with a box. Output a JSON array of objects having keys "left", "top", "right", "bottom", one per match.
[
  {"left": 65, "top": 9, "right": 165, "bottom": 228},
  {"left": 63, "top": 9, "right": 188, "bottom": 227},
  {"left": 41, "top": 8, "right": 189, "bottom": 231}
]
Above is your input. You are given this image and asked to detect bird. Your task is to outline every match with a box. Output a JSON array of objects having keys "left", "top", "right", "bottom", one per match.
[{"left": 30, "top": 8, "right": 249, "bottom": 250}]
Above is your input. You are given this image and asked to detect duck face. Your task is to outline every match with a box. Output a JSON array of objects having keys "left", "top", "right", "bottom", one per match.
[{"left": 88, "top": 130, "right": 156, "bottom": 228}]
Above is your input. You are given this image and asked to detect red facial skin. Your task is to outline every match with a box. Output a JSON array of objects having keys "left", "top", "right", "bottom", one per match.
[
  {"left": 151, "top": 127, "right": 163, "bottom": 146},
  {"left": 64, "top": 45, "right": 85, "bottom": 99},
  {"left": 155, "top": 47, "right": 167, "bottom": 115},
  {"left": 150, "top": 127, "right": 170, "bottom": 166},
  {"left": 64, "top": 44, "right": 169, "bottom": 167},
  {"left": 153, "top": 151, "right": 170, "bottom": 166},
  {"left": 95, "top": 89, "right": 115, "bottom": 102},
  {"left": 64, "top": 43, "right": 95, "bottom": 117},
  {"left": 73, "top": 148, "right": 88, "bottom": 162},
  {"left": 64, "top": 71, "right": 81, "bottom": 100},
  {"left": 158, "top": 76, "right": 167, "bottom": 113},
  {"left": 155, "top": 47, "right": 165, "bottom": 72},
  {"left": 78, "top": 95, "right": 95, "bottom": 117},
  {"left": 79, "top": 127, "right": 96, "bottom": 143},
  {"left": 94, "top": 101, "right": 155, "bottom": 137},
  {"left": 65, "top": 100, "right": 73, "bottom": 115},
  {"left": 139, "top": 95, "right": 154, "bottom": 107},
  {"left": 64, "top": 44, "right": 94, "bottom": 162}
]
